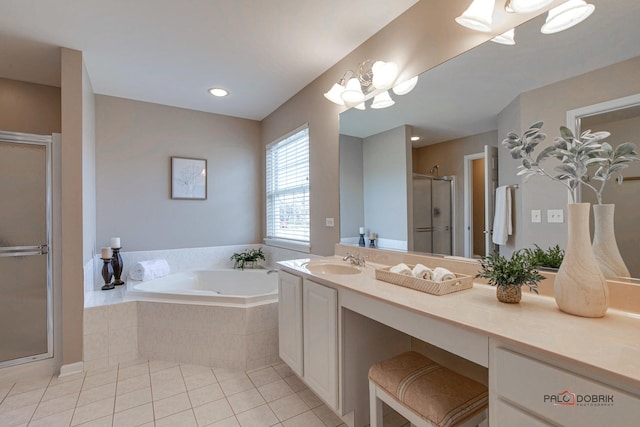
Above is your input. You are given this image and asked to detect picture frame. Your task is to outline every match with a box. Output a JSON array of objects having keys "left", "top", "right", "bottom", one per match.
[{"left": 171, "top": 156, "right": 207, "bottom": 200}]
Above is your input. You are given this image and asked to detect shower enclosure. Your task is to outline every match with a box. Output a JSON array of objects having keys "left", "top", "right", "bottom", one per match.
[
  {"left": 0, "top": 131, "right": 52, "bottom": 368},
  {"left": 412, "top": 174, "right": 453, "bottom": 255}
]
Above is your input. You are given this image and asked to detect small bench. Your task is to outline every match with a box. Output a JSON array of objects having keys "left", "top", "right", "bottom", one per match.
[{"left": 369, "top": 351, "right": 488, "bottom": 427}]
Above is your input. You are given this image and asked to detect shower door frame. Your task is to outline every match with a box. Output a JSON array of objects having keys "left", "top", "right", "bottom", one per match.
[{"left": 0, "top": 130, "right": 53, "bottom": 368}]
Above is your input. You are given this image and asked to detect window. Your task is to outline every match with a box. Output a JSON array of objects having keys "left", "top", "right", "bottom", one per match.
[{"left": 266, "top": 126, "right": 310, "bottom": 249}]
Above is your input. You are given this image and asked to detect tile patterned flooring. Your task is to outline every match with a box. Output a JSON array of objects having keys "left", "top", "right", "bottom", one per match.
[{"left": 0, "top": 359, "right": 410, "bottom": 427}]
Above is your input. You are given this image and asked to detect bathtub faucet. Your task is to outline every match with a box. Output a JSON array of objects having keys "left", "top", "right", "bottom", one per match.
[{"left": 343, "top": 253, "right": 365, "bottom": 266}]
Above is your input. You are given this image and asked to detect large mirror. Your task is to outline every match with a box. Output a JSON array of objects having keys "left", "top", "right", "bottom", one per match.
[{"left": 339, "top": 0, "right": 640, "bottom": 276}]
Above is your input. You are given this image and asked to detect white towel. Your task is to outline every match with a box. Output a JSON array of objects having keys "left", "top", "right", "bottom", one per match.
[
  {"left": 129, "top": 259, "right": 170, "bottom": 281},
  {"left": 412, "top": 264, "right": 433, "bottom": 280},
  {"left": 492, "top": 185, "right": 513, "bottom": 245},
  {"left": 390, "top": 263, "right": 413, "bottom": 276},
  {"left": 433, "top": 267, "right": 456, "bottom": 282}
]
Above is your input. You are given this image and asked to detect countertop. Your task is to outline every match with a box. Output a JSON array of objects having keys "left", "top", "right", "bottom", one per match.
[{"left": 278, "top": 256, "right": 640, "bottom": 391}]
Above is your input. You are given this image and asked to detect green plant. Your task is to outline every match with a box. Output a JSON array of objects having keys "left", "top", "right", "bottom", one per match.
[
  {"left": 522, "top": 244, "right": 565, "bottom": 269},
  {"left": 501, "top": 121, "right": 638, "bottom": 203},
  {"left": 476, "top": 250, "right": 544, "bottom": 294},
  {"left": 230, "top": 247, "right": 266, "bottom": 270}
]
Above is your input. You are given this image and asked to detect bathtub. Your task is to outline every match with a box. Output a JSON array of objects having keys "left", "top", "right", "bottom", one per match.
[{"left": 128, "top": 269, "right": 278, "bottom": 306}]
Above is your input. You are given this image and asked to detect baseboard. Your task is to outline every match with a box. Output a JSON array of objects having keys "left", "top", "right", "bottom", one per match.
[{"left": 59, "top": 361, "right": 84, "bottom": 377}]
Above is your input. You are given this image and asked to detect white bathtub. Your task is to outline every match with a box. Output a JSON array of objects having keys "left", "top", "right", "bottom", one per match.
[{"left": 128, "top": 269, "right": 278, "bottom": 306}]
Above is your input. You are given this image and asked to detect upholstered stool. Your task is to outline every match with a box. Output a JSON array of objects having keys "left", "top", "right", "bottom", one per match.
[{"left": 368, "top": 351, "right": 488, "bottom": 427}]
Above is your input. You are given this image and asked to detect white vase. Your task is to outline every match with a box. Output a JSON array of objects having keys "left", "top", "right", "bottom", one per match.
[
  {"left": 592, "top": 204, "right": 630, "bottom": 279},
  {"left": 554, "top": 203, "right": 609, "bottom": 318}
]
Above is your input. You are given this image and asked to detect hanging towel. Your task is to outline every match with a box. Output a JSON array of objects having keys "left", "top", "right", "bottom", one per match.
[
  {"left": 433, "top": 267, "right": 456, "bottom": 282},
  {"left": 492, "top": 185, "right": 512, "bottom": 245},
  {"left": 412, "top": 264, "right": 433, "bottom": 280},
  {"left": 390, "top": 263, "right": 413, "bottom": 276},
  {"left": 129, "top": 259, "right": 170, "bottom": 281}
]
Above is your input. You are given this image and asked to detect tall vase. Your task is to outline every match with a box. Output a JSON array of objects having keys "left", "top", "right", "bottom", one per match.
[
  {"left": 554, "top": 203, "right": 609, "bottom": 318},
  {"left": 592, "top": 204, "right": 630, "bottom": 279}
]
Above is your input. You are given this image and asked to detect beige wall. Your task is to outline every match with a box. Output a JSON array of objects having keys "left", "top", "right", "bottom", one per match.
[
  {"left": 95, "top": 95, "right": 262, "bottom": 251},
  {"left": 339, "top": 134, "right": 364, "bottom": 240},
  {"left": 261, "top": 0, "right": 538, "bottom": 255},
  {"left": 413, "top": 130, "right": 498, "bottom": 255},
  {"left": 60, "top": 48, "right": 86, "bottom": 366},
  {"left": 498, "top": 56, "right": 640, "bottom": 256},
  {"left": 0, "top": 77, "right": 60, "bottom": 135}
]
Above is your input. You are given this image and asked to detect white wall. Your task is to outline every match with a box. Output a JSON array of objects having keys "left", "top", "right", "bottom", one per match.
[
  {"left": 95, "top": 95, "right": 262, "bottom": 252},
  {"left": 82, "top": 60, "right": 96, "bottom": 264}
]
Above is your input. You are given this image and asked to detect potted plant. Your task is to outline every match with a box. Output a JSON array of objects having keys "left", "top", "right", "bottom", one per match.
[
  {"left": 522, "top": 244, "right": 564, "bottom": 270},
  {"left": 476, "top": 250, "right": 544, "bottom": 304},
  {"left": 230, "top": 247, "right": 266, "bottom": 270}
]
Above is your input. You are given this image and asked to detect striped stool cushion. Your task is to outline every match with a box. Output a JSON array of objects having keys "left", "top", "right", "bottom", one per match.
[{"left": 368, "top": 352, "right": 488, "bottom": 427}]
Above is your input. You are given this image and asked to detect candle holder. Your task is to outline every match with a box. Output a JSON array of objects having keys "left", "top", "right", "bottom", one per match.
[
  {"left": 101, "top": 258, "right": 115, "bottom": 291},
  {"left": 358, "top": 233, "right": 366, "bottom": 247},
  {"left": 369, "top": 238, "right": 376, "bottom": 248},
  {"left": 111, "top": 247, "right": 125, "bottom": 286}
]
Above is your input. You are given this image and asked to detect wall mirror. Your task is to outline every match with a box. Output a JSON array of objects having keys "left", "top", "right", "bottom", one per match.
[{"left": 339, "top": 0, "right": 640, "bottom": 278}]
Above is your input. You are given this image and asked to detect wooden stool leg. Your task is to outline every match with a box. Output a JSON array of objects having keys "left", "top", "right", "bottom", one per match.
[{"left": 369, "top": 381, "right": 383, "bottom": 427}]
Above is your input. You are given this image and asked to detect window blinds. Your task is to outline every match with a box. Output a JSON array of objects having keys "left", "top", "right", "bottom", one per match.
[{"left": 266, "top": 127, "right": 310, "bottom": 243}]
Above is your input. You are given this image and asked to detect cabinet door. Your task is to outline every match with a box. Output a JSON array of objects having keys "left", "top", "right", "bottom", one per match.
[
  {"left": 303, "top": 279, "right": 338, "bottom": 409},
  {"left": 278, "top": 271, "right": 303, "bottom": 376}
]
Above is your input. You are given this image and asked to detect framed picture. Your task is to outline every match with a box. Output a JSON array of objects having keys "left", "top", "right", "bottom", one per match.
[{"left": 171, "top": 156, "right": 207, "bottom": 200}]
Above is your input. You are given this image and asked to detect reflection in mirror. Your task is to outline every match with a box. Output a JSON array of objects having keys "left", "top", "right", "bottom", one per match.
[
  {"left": 339, "top": 0, "right": 640, "bottom": 277},
  {"left": 571, "top": 97, "right": 640, "bottom": 278}
]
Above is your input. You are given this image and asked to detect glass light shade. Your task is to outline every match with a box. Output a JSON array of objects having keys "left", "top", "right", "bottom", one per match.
[
  {"left": 324, "top": 82, "right": 346, "bottom": 105},
  {"left": 508, "top": 0, "right": 554, "bottom": 13},
  {"left": 541, "top": 0, "right": 595, "bottom": 34},
  {"left": 455, "top": 0, "right": 494, "bottom": 32},
  {"left": 370, "top": 91, "right": 395, "bottom": 109},
  {"left": 354, "top": 103, "right": 366, "bottom": 111},
  {"left": 371, "top": 62, "right": 399, "bottom": 90},
  {"left": 341, "top": 77, "right": 365, "bottom": 105},
  {"left": 491, "top": 28, "right": 516, "bottom": 45},
  {"left": 392, "top": 76, "right": 419, "bottom": 95}
]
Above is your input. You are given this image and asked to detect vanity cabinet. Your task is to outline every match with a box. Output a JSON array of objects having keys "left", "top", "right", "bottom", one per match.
[
  {"left": 277, "top": 272, "right": 339, "bottom": 410},
  {"left": 278, "top": 270, "right": 303, "bottom": 376}
]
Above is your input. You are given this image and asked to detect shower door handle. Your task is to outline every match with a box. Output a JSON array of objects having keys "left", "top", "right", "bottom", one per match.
[{"left": 0, "top": 245, "right": 48, "bottom": 257}]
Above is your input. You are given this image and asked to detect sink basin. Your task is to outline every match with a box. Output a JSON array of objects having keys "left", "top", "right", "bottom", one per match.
[{"left": 304, "top": 262, "right": 362, "bottom": 275}]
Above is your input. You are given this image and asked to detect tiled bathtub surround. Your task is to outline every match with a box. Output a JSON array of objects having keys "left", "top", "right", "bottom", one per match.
[
  {"left": 88, "top": 244, "right": 313, "bottom": 291},
  {"left": 137, "top": 301, "right": 279, "bottom": 371}
]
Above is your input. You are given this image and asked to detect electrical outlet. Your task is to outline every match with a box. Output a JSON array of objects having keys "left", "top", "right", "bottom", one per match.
[
  {"left": 547, "top": 209, "right": 564, "bottom": 224},
  {"left": 325, "top": 217, "right": 334, "bottom": 227},
  {"left": 531, "top": 210, "right": 541, "bottom": 223}
]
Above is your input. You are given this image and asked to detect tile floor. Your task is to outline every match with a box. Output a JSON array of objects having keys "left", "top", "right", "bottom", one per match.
[{"left": 0, "top": 359, "right": 409, "bottom": 427}]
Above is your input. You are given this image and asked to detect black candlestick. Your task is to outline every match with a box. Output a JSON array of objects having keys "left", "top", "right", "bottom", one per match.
[
  {"left": 101, "top": 258, "right": 115, "bottom": 291},
  {"left": 111, "top": 247, "right": 125, "bottom": 286},
  {"left": 369, "top": 238, "right": 376, "bottom": 248},
  {"left": 358, "top": 233, "right": 365, "bottom": 247}
]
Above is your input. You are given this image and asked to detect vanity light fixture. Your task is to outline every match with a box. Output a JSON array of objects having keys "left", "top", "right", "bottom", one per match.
[
  {"left": 505, "top": 0, "right": 554, "bottom": 13},
  {"left": 208, "top": 88, "right": 228, "bottom": 97},
  {"left": 491, "top": 28, "right": 516, "bottom": 45},
  {"left": 324, "top": 60, "right": 417, "bottom": 110},
  {"left": 455, "top": 0, "right": 494, "bottom": 32},
  {"left": 540, "top": 0, "right": 595, "bottom": 34}
]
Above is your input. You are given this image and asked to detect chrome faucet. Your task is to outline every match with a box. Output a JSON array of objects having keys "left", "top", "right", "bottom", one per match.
[{"left": 343, "top": 253, "right": 366, "bottom": 266}]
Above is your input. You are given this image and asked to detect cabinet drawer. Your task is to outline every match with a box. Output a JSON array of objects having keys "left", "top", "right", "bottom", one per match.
[
  {"left": 495, "top": 347, "right": 639, "bottom": 426},
  {"left": 493, "top": 399, "right": 551, "bottom": 426}
]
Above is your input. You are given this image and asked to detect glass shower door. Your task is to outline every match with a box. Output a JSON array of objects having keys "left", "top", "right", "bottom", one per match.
[{"left": 0, "top": 134, "right": 51, "bottom": 366}]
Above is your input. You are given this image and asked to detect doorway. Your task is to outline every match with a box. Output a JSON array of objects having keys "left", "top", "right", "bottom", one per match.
[{"left": 0, "top": 131, "right": 52, "bottom": 367}]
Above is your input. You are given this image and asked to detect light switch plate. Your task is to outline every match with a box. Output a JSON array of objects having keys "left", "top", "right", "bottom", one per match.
[
  {"left": 325, "top": 217, "right": 334, "bottom": 227},
  {"left": 547, "top": 209, "right": 564, "bottom": 223},
  {"left": 531, "top": 210, "right": 541, "bottom": 223}
]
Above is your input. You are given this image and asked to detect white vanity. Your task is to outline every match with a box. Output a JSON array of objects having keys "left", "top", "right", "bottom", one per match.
[{"left": 277, "top": 248, "right": 640, "bottom": 427}]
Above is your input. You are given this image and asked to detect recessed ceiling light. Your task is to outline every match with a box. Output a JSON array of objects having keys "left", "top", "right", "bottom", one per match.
[
  {"left": 411, "top": 136, "right": 421, "bottom": 141},
  {"left": 208, "top": 88, "right": 228, "bottom": 97}
]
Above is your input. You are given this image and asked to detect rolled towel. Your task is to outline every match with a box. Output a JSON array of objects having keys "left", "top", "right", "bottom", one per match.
[
  {"left": 129, "top": 259, "right": 170, "bottom": 281},
  {"left": 412, "top": 264, "right": 433, "bottom": 280},
  {"left": 389, "top": 263, "right": 413, "bottom": 276},
  {"left": 432, "top": 267, "right": 456, "bottom": 283}
]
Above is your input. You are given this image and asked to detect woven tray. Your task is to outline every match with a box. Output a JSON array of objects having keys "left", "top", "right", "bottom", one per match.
[{"left": 375, "top": 266, "right": 473, "bottom": 296}]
